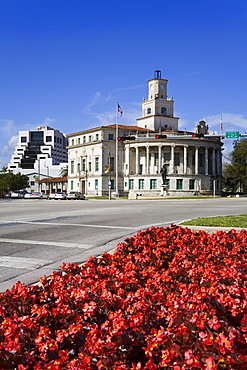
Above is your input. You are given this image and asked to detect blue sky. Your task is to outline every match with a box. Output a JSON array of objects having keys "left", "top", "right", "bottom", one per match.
[{"left": 1, "top": 0, "right": 247, "bottom": 166}]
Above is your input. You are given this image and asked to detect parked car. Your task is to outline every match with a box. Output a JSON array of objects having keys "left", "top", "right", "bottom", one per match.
[
  {"left": 25, "top": 192, "right": 48, "bottom": 199},
  {"left": 66, "top": 191, "right": 85, "bottom": 200},
  {"left": 5, "top": 193, "right": 11, "bottom": 198},
  {"left": 0, "top": 194, "right": 5, "bottom": 198},
  {"left": 48, "top": 193, "right": 56, "bottom": 200},
  {"left": 11, "top": 190, "right": 27, "bottom": 198},
  {"left": 24, "top": 192, "right": 32, "bottom": 199},
  {"left": 54, "top": 192, "right": 67, "bottom": 200}
]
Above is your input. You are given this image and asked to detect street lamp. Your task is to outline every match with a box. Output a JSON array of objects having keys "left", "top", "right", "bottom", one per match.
[{"left": 103, "top": 143, "right": 112, "bottom": 200}]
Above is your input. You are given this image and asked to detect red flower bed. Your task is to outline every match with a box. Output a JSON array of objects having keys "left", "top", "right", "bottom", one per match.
[{"left": 1, "top": 225, "right": 247, "bottom": 369}]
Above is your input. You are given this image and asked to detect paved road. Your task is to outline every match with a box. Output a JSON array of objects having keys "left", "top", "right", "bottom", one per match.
[{"left": 0, "top": 197, "right": 246, "bottom": 291}]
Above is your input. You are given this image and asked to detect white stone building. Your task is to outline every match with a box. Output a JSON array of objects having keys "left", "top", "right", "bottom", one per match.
[
  {"left": 67, "top": 71, "right": 223, "bottom": 197},
  {"left": 8, "top": 126, "right": 68, "bottom": 192}
]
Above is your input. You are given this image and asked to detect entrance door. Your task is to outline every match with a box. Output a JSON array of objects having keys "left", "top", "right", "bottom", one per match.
[{"left": 80, "top": 180, "right": 85, "bottom": 195}]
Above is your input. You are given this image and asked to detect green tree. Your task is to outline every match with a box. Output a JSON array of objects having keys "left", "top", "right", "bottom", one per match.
[
  {"left": 60, "top": 165, "right": 68, "bottom": 177},
  {"left": 0, "top": 172, "right": 30, "bottom": 193},
  {"left": 222, "top": 139, "right": 247, "bottom": 192}
]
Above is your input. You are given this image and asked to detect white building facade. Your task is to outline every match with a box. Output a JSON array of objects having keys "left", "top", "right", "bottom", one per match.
[
  {"left": 67, "top": 71, "right": 223, "bottom": 197},
  {"left": 8, "top": 126, "right": 68, "bottom": 192}
]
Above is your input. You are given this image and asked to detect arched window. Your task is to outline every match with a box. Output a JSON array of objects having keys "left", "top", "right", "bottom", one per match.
[
  {"left": 161, "top": 107, "right": 167, "bottom": 115},
  {"left": 147, "top": 108, "right": 151, "bottom": 115}
]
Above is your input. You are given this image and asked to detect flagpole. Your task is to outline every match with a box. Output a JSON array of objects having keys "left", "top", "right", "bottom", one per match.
[
  {"left": 220, "top": 114, "right": 223, "bottom": 132},
  {"left": 115, "top": 101, "right": 119, "bottom": 197}
]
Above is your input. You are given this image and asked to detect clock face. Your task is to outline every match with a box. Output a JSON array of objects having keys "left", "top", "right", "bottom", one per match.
[{"left": 160, "top": 84, "right": 164, "bottom": 89}]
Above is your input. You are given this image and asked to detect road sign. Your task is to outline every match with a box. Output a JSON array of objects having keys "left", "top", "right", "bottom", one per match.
[{"left": 225, "top": 131, "right": 240, "bottom": 138}]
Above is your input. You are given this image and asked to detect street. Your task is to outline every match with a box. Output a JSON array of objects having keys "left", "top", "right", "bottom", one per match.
[{"left": 0, "top": 197, "right": 246, "bottom": 291}]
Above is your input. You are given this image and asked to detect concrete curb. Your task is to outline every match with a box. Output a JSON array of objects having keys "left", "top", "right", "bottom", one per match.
[{"left": 178, "top": 224, "right": 247, "bottom": 233}]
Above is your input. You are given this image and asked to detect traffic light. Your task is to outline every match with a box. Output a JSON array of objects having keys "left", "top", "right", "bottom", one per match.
[
  {"left": 117, "top": 136, "right": 136, "bottom": 141},
  {"left": 155, "top": 134, "right": 167, "bottom": 139},
  {"left": 192, "top": 133, "right": 204, "bottom": 137}
]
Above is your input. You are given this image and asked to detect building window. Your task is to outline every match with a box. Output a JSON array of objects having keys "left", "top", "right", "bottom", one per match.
[
  {"left": 71, "top": 139, "right": 74, "bottom": 146},
  {"left": 78, "top": 138, "right": 81, "bottom": 144},
  {"left": 95, "top": 179, "right": 98, "bottom": 190},
  {"left": 88, "top": 162, "right": 92, "bottom": 172},
  {"left": 161, "top": 107, "right": 167, "bottom": 115},
  {"left": 21, "top": 137, "right": 27, "bottom": 143},
  {"left": 147, "top": 108, "right": 151, "bottom": 115},
  {"left": 71, "top": 181, "right": 74, "bottom": 190},
  {"left": 177, "top": 179, "right": 183, "bottom": 190},
  {"left": 77, "top": 163, "right": 80, "bottom": 173},
  {"left": 110, "top": 157, "right": 114, "bottom": 171},
  {"left": 154, "top": 153, "right": 158, "bottom": 166},
  {"left": 83, "top": 136, "right": 86, "bottom": 143},
  {"left": 82, "top": 158, "right": 86, "bottom": 171},
  {"left": 174, "top": 153, "right": 180, "bottom": 166},
  {"left": 30, "top": 181, "right": 35, "bottom": 186},
  {"left": 164, "top": 152, "right": 171, "bottom": 162},
  {"left": 71, "top": 161, "right": 74, "bottom": 174},
  {"left": 89, "top": 136, "right": 92, "bottom": 142},
  {"left": 139, "top": 179, "right": 144, "bottom": 190},
  {"left": 46, "top": 136, "right": 52, "bottom": 142},
  {"left": 96, "top": 134, "right": 99, "bottom": 141},
  {"left": 150, "top": 179, "right": 157, "bottom": 189},
  {"left": 129, "top": 179, "right": 134, "bottom": 190},
  {"left": 139, "top": 164, "right": 143, "bottom": 175},
  {"left": 31, "top": 132, "right": 43, "bottom": 142},
  {"left": 95, "top": 157, "right": 99, "bottom": 171},
  {"left": 189, "top": 179, "right": 195, "bottom": 190},
  {"left": 108, "top": 134, "right": 114, "bottom": 140}
]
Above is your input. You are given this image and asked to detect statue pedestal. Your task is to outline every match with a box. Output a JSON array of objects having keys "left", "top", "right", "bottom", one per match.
[{"left": 160, "top": 184, "right": 168, "bottom": 196}]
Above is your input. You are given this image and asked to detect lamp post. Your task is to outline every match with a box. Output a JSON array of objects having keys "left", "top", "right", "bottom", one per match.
[{"left": 104, "top": 143, "right": 111, "bottom": 200}]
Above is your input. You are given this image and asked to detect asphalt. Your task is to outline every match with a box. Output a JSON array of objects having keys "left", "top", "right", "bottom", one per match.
[{"left": 0, "top": 225, "right": 246, "bottom": 293}]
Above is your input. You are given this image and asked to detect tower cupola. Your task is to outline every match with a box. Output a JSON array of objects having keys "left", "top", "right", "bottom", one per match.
[{"left": 137, "top": 71, "right": 179, "bottom": 132}]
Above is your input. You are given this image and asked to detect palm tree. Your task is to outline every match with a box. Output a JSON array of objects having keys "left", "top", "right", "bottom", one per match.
[{"left": 0, "top": 166, "right": 8, "bottom": 173}]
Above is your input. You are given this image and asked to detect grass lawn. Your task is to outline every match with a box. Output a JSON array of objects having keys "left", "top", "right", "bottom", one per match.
[{"left": 182, "top": 214, "right": 247, "bottom": 228}]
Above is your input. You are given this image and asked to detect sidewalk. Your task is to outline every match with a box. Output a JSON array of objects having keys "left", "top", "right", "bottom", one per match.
[{"left": 179, "top": 224, "right": 247, "bottom": 233}]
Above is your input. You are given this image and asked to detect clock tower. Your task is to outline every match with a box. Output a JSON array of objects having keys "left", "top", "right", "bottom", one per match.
[{"left": 137, "top": 70, "right": 179, "bottom": 132}]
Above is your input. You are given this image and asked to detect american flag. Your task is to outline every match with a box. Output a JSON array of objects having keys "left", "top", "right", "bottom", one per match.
[{"left": 118, "top": 103, "right": 123, "bottom": 116}]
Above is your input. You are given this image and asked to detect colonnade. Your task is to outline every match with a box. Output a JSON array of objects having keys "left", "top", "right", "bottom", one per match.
[{"left": 124, "top": 143, "right": 222, "bottom": 177}]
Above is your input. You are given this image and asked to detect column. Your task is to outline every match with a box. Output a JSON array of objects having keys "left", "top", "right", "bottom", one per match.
[
  {"left": 218, "top": 149, "right": 222, "bottom": 176},
  {"left": 195, "top": 147, "right": 199, "bottom": 175},
  {"left": 183, "top": 145, "right": 187, "bottom": 174},
  {"left": 135, "top": 146, "right": 139, "bottom": 175},
  {"left": 212, "top": 148, "right": 216, "bottom": 175},
  {"left": 146, "top": 145, "right": 149, "bottom": 175},
  {"left": 158, "top": 145, "right": 162, "bottom": 172},
  {"left": 205, "top": 147, "right": 208, "bottom": 175},
  {"left": 170, "top": 145, "right": 174, "bottom": 174},
  {"left": 125, "top": 145, "right": 130, "bottom": 176}
]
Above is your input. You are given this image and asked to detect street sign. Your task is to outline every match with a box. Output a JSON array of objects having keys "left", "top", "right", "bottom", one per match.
[{"left": 225, "top": 131, "right": 240, "bottom": 138}]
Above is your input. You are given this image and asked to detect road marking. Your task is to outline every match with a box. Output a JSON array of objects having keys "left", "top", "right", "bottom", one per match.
[
  {"left": 0, "top": 256, "right": 52, "bottom": 270},
  {"left": 0, "top": 238, "right": 92, "bottom": 249},
  {"left": 0, "top": 220, "right": 136, "bottom": 230}
]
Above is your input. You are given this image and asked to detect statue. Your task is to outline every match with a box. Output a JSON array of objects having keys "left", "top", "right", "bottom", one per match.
[{"left": 160, "top": 164, "right": 167, "bottom": 185}]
